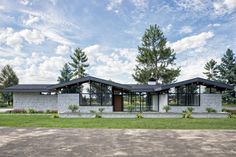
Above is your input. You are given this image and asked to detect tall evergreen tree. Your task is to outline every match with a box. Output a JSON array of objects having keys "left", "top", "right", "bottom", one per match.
[
  {"left": 203, "top": 59, "right": 218, "bottom": 80},
  {"left": 0, "top": 65, "right": 19, "bottom": 105},
  {"left": 132, "top": 24, "right": 180, "bottom": 84},
  {"left": 218, "top": 49, "right": 236, "bottom": 84},
  {"left": 218, "top": 49, "right": 236, "bottom": 104},
  {"left": 69, "top": 48, "right": 89, "bottom": 78},
  {"left": 57, "top": 63, "right": 73, "bottom": 83}
]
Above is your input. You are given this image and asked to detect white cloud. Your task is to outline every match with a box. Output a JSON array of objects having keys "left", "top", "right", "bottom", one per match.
[
  {"left": 0, "top": 5, "right": 5, "bottom": 10},
  {"left": 208, "top": 23, "right": 221, "bottom": 27},
  {"left": 0, "top": 28, "right": 23, "bottom": 50},
  {"left": 0, "top": 28, "right": 45, "bottom": 50},
  {"left": 213, "top": 0, "right": 236, "bottom": 15},
  {"left": 56, "top": 45, "right": 70, "bottom": 55},
  {"left": 84, "top": 44, "right": 137, "bottom": 83},
  {"left": 23, "top": 15, "right": 40, "bottom": 26},
  {"left": 179, "top": 26, "right": 192, "bottom": 34},
  {"left": 168, "top": 31, "right": 214, "bottom": 53},
  {"left": 175, "top": 0, "right": 206, "bottom": 11},
  {"left": 42, "top": 29, "right": 73, "bottom": 45},
  {"left": 131, "top": 0, "right": 148, "bottom": 9},
  {"left": 19, "top": 29, "right": 45, "bottom": 44},
  {"left": 20, "top": 0, "right": 30, "bottom": 5},
  {"left": 163, "top": 24, "right": 173, "bottom": 33},
  {"left": 0, "top": 53, "right": 67, "bottom": 84},
  {"left": 106, "top": 0, "right": 123, "bottom": 11}
]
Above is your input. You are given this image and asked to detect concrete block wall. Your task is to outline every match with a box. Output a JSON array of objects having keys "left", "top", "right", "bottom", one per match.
[
  {"left": 58, "top": 94, "right": 80, "bottom": 113},
  {"left": 13, "top": 92, "right": 57, "bottom": 111},
  {"left": 57, "top": 94, "right": 113, "bottom": 113},
  {"left": 165, "top": 94, "right": 222, "bottom": 113},
  {"left": 158, "top": 94, "right": 168, "bottom": 112}
]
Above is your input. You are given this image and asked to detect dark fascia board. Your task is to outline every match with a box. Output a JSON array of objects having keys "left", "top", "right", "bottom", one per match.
[
  {"left": 155, "top": 77, "right": 234, "bottom": 91},
  {"left": 48, "top": 76, "right": 131, "bottom": 90},
  {"left": 3, "top": 84, "right": 54, "bottom": 93}
]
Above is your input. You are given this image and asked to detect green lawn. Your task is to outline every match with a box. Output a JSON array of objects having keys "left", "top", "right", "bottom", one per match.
[{"left": 0, "top": 114, "right": 236, "bottom": 129}]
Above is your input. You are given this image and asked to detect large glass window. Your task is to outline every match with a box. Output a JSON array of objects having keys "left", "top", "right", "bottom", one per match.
[
  {"left": 123, "top": 92, "right": 151, "bottom": 112},
  {"left": 79, "top": 81, "right": 112, "bottom": 106},
  {"left": 168, "top": 84, "right": 200, "bottom": 106}
]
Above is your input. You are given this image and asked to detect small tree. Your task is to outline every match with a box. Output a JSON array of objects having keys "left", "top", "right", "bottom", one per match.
[
  {"left": 0, "top": 65, "right": 19, "bottom": 105},
  {"left": 68, "top": 104, "right": 79, "bottom": 113},
  {"left": 203, "top": 59, "right": 218, "bottom": 80},
  {"left": 162, "top": 105, "right": 171, "bottom": 112},
  {"left": 69, "top": 48, "right": 89, "bottom": 78},
  {"left": 57, "top": 63, "right": 73, "bottom": 83}
]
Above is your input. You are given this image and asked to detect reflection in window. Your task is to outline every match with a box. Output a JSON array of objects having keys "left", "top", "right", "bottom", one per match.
[
  {"left": 79, "top": 81, "right": 112, "bottom": 106},
  {"left": 168, "top": 84, "right": 200, "bottom": 106}
]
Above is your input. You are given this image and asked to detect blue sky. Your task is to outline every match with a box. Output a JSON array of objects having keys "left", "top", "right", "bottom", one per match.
[{"left": 0, "top": 0, "right": 235, "bottom": 84}]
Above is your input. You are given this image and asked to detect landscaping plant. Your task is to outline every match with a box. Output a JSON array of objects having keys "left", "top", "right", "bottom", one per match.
[
  {"left": 28, "top": 108, "right": 36, "bottom": 114},
  {"left": 90, "top": 110, "right": 102, "bottom": 118},
  {"left": 136, "top": 112, "right": 144, "bottom": 119},
  {"left": 182, "top": 107, "right": 194, "bottom": 118},
  {"left": 51, "top": 114, "right": 59, "bottom": 118},
  {"left": 162, "top": 105, "right": 171, "bottom": 112},
  {"left": 206, "top": 107, "right": 217, "bottom": 113},
  {"left": 68, "top": 104, "right": 79, "bottom": 113}
]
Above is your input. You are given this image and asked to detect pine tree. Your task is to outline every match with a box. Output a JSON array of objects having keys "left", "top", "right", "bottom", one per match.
[
  {"left": 218, "top": 49, "right": 236, "bottom": 84},
  {"left": 218, "top": 49, "right": 236, "bottom": 104},
  {"left": 69, "top": 48, "right": 89, "bottom": 78},
  {"left": 132, "top": 24, "right": 180, "bottom": 84},
  {"left": 0, "top": 65, "right": 19, "bottom": 105},
  {"left": 57, "top": 63, "right": 73, "bottom": 83},
  {"left": 203, "top": 59, "right": 218, "bottom": 80}
]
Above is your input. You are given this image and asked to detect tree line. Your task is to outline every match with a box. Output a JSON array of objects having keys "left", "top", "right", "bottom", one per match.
[
  {"left": 203, "top": 49, "right": 236, "bottom": 104},
  {"left": 0, "top": 24, "right": 235, "bottom": 106}
]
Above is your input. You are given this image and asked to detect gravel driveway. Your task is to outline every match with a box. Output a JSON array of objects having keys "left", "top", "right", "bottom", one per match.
[{"left": 0, "top": 128, "right": 236, "bottom": 157}]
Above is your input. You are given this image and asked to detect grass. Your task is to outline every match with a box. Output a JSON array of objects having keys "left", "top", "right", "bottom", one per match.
[
  {"left": 223, "top": 103, "right": 236, "bottom": 107},
  {"left": 0, "top": 114, "right": 236, "bottom": 129}
]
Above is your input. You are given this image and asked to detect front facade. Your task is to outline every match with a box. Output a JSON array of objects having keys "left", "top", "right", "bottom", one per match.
[{"left": 5, "top": 76, "right": 233, "bottom": 113}]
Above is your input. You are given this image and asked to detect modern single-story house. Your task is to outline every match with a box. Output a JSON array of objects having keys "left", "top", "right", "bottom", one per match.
[{"left": 4, "top": 76, "right": 234, "bottom": 113}]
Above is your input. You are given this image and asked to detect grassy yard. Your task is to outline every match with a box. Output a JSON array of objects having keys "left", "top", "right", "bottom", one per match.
[{"left": 0, "top": 114, "right": 236, "bottom": 129}]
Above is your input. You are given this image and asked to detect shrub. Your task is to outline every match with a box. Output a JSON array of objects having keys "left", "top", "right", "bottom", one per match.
[
  {"left": 136, "top": 112, "right": 144, "bottom": 119},
  {"left": 206, "top": 107, "right": 217, "bottom": 113},
  {"left": 162, "top": 105, "right": 171, "bottom": 112},
  {"left": 222, "top": 108, "right": 227, "bottom": 112},
  {"left": 127, "top": 104, "right": 135, "bottom": 112},
  {"left": 28, "top": 108, "right": 36, "bottom": 114},
  {"left": 90, "top": 110, "right": 102, "bottom": 118},
  {"left": 228, "top": 113, "right": 236, "bottom": 118},
  {"left": 182, "top": 107, "right": 194, "bottom": 119},
  {"left": 187, "top": 107, "right": 194, "bottom": 113},
  {"left": 46, "top": 110, "right": 58, "bottom": 114},
  {"left": 51, "top": 114, "right": 59, "bottom": 118},
  {"left": 98, "top": 108, "right": 104, "bottom": 113},
  {"left": 8, "top": 109, "right": 27, "bottom": 113},
  {"left": 68, "top": 104, "right": 79, "bottom": 113}
]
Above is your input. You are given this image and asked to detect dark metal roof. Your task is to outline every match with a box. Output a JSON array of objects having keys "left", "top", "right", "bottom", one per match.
[
  {"left": 48, "top": 76, "right": 131, "bottom": 90},
  {"left": 3, "top": 84, "right": 55, "bottom": 92},
  {"left": 125, "top": 84, "right": 159, "bottom": 92},
  {"left": 155, "top": 77, "right": 234, "bottom": 91},
  {"left": 3, "top": 76, "right": 234, "bottom": 93}
]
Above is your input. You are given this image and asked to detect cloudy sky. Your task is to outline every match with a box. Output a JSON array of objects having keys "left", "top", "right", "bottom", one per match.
[{"left": 0, "top": 0, "right": 236, "bottom": 84}]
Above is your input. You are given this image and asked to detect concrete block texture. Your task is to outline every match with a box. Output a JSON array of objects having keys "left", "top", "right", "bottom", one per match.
[
  {"left": 166, "top": 94, "right": 222, "bottom": 113},
  {"left": 13, "top": 93, "right": 57, "bottom": 111}
]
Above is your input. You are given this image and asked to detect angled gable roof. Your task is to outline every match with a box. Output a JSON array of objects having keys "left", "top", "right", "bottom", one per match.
[
  {"left": 3, "top": 76, "right": 233, "bottom": 93},
  {"left": 155, "top": 77, "right": 234, "bottom": 91},
  {"left": 48, "top": 76, "right": 131, "bottom": 90}
]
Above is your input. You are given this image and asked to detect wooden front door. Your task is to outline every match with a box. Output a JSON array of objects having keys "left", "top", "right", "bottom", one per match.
[{"left": 114, "top": 95, "right": 122, "bottom": 111}]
